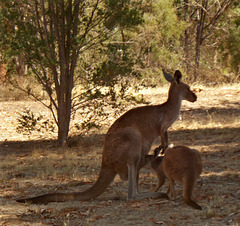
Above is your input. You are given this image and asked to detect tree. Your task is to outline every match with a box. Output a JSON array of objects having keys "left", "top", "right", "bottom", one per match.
[
  {"left": 194, "top": 0, "right": 233, "bottom": 80},
  {"left": 130, "top": 0, "right": 186, "bottom": 84},
  {"left": 175, "top": 0, "right": 233, "bottom": 80},
  {"left": 218, "top": 1, "right": 240, "bottom": 75},
  {"left": 0, "top": 0, "right": 143, "bottom": 146}
]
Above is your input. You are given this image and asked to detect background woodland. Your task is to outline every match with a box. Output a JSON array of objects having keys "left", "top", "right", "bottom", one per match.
[{"left": 0, "top": 0, "right": 239, "bottom": 144}]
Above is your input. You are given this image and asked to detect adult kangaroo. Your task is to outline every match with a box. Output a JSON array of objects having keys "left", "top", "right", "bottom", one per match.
[{"left": 17, "top": 69, "right": 197, "bottom": 204}]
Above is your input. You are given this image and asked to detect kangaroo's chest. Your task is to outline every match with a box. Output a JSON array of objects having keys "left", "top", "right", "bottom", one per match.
[{"left": 158, "top": 110, "right": 180, "bottom": 131}]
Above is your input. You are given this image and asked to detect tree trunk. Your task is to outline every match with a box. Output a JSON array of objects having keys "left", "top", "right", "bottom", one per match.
[
  {"left": 57, "top": 95, "right": 69, "bottom": 146},
  {"left": 184, "top": 29, "right": 190, "bottom": 73},
  {"left": 15, "top": 55, "right": 27, "bottom": 76},
  {"left": 58, "top": 119, "right": 69, "bottom": 147},
  {"left": 57, "top": 84, "right": 73, "bottom": 146},
  {"left": 184, "top": 0, "right": 190, "bottom": 74},
  {"left": 194, "top": 24, "right": 201, "bottom": 81},
  {"left": 194, "top": 44, "right": 201, "bottom": 80},
  {"left": 194, "top": 0, "right": 207, "bottom": 81}
]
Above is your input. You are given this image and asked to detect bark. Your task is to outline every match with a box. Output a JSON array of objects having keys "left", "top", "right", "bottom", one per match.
[
  {"left": 57, "top": 103, "right": 71, "bottom": 147},
  {"left": 184, "top": 0, "right": 190, "bottom": 73},
  {"left": 15, "top": 55, "right": 26, "bottom": 76},
  {"left": 194, "top": 0, "right": 207, "bottom": 81}
]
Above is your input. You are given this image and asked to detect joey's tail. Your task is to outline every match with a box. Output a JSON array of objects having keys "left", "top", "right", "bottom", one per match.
[{"left": 17, "top": 167, "right": 116, "bottom": 204}]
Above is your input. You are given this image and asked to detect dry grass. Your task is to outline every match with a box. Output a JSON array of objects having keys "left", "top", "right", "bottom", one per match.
[{"left": 0, "top": 84, "right": 239, "bottom": 225}]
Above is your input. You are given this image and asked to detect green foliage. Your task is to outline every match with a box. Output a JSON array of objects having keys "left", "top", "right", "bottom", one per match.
[
  {"left": 131, "top": 0, "right": 187, "bottom": 85},
  {"left": 91, "top": 43, "right": 138, "bottom": 86},
  {"left": 0, "top": 0, "right": 144, "bottom": 144},
  {"left": 105, "top": 0, "right": 143, "bottom": 29},
  {"left": 0, "top": 1, "right": 46, "bottom": 62},
  {"left": 219, "top": 4, "right": 240, "bottom": 74}
]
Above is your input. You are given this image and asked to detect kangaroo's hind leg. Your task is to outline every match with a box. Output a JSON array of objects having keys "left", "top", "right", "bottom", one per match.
[
  {"left": 183, "top": 177, "right": 202, "bottom": 210},
  {"left": 167, "top": 178, "right": 176, "bottom": 200},
  {"left": 127, "top": 163, "right": 139, "bottom": 200},
  {"left": 155, "top": 174, "right": 166, "bottom": 192}
]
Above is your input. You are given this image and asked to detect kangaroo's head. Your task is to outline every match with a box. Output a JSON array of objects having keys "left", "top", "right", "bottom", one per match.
[
  {"left": 163, "top": 69, "right": 197, "bottom": 103},
  {"left": 151, "top": 156, "right": 164, "bottom": 171}
]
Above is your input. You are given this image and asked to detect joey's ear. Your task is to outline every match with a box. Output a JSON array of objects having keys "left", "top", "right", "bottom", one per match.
[
  {"left": 174, "top": 70, "right": 182, "bottom": 84},
  {"left": 162, "top": 69, "right": 174, "bottom": 83}
]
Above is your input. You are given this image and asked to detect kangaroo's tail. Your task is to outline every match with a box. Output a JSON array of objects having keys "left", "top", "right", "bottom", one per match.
[{"left": 17, "top": 166, "right": 116, "bottom": 204}]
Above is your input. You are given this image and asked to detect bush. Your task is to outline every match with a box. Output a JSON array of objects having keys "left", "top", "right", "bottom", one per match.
[{"left": 16, "top": 109, "right": 55, "bottom": 135}]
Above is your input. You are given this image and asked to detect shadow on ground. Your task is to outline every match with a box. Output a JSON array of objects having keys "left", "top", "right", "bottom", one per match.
[{"left": 1, "top": 127, "right": 239, "bottom": 155}]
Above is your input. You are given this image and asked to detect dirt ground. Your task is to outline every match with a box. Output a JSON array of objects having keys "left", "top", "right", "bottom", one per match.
[{"left": 0, "top": 84, "right": 239, "bottom": 225}]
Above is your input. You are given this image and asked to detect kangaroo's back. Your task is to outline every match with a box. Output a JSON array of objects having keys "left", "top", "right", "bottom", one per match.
[{"left": 163, "top": 146, "right": 202, "bottom": 182}]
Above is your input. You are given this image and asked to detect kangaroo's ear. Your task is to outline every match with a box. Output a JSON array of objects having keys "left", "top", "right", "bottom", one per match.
[
  {"left": 174, "top": 70, "right": 182, "bottom": 84},
  {"left": 162, "top": 69, "right": 174, "bottom": 83}
]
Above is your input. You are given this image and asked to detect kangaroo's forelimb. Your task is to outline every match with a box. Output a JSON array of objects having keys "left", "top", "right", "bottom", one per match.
[{"left": 153, "top": 146, "right": 163, "bottom": 158}]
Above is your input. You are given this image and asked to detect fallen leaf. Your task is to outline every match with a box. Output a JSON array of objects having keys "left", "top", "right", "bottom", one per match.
[{"left": 149, "top": 217, "right": 165, "bottom": 224}]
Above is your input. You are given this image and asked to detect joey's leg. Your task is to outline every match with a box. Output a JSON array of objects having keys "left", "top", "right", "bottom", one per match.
[
  {"left": 127, "top": 164, "right": 166, "bottom": 200},
  {"left": 167, "top": 184, "right": 170, "bottom": 195},
  {"left": 155, "top": 175, "right": 165, "bottom": 192},
  {"left": 164, "top": 183, "right": 172, "bottom": 199},
  {"left": 168, "top": 178, "right": 176, "bottom": 200},
  {"left": 183, "top": 178, "right": 202, "bottom": 210}
]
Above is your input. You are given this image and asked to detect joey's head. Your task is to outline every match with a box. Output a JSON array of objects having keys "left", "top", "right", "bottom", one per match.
[
  {"left": 151, "top": 156, "right": 164, "bottom": 171},
  {"left": 163, "top": 69, "right": 197, "bottom": 103},
  {"left": 144, "top": 155, "right": 163, "bottom": 168},
  {"left": 145, "top": 155, "right": 155, "bottom": 166}
]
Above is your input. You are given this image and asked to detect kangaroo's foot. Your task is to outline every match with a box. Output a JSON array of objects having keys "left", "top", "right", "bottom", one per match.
[
  {"left": 185, "top": 199, "right": 202, "bottom": 210},
  {"left": 128, "top": 191, "right": 169, "bottom": 201}
]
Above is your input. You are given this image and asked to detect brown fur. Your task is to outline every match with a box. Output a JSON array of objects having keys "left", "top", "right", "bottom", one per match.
[
  {"left": 17, "top": 70, "right": 197, "bottom": 204},
  {"left": 151, "top": 146, "right": 202, "bottom": 210}
]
